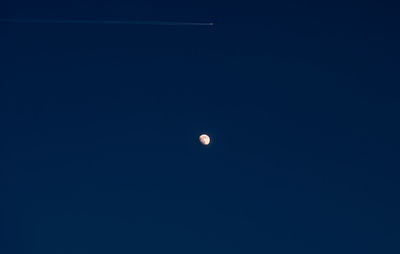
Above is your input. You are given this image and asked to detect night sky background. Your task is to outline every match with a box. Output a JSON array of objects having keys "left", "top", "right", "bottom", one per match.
[{"left": 1, "top": 1, "right": 400, "bottom": 253}]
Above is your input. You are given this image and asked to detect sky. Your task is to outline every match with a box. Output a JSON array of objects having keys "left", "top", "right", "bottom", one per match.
[{"left": 1, "top": 0, "right": 400, "bottom": 253}]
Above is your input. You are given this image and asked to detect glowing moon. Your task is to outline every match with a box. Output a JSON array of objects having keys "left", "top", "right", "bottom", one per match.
[{"left": 199, "top": 134, "right": 210, "bottom": 145}]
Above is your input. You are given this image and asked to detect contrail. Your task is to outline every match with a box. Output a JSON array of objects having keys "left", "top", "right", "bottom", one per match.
[{"left": 0, "top": 18, "right": 214, "bottom": 26}]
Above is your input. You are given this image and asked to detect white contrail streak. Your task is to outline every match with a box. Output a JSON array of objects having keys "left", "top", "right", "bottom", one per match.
[{"left": 0, "top": 18, "right": 214, "bottom": 26}]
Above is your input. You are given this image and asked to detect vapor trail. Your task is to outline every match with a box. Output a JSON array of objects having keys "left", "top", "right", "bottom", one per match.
[{"left": 0, "top": 18, "right": 214, "bottom": 26}]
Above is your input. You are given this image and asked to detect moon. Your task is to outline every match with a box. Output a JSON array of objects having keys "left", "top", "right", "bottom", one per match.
[{"left": 199, "top": 134, "right": 210, "bottom": 145}]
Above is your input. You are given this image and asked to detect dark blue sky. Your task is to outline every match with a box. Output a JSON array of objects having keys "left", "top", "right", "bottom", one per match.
[{"left": 1, "top": 1, "right": 400, "bottom": 253}]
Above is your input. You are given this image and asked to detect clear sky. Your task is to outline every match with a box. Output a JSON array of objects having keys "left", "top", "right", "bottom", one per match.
[{"left": 1, "top": 1, "right": 400, "bottom": 253}]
